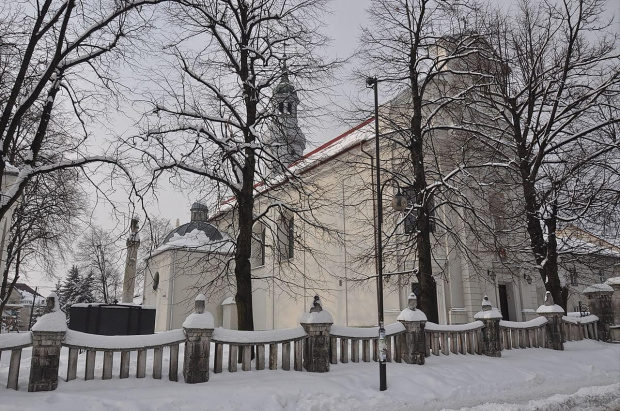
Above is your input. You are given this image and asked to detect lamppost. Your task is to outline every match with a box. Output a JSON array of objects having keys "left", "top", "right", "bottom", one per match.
[{"left": 366, "top": 76, "right": 407, "bottom": 391}]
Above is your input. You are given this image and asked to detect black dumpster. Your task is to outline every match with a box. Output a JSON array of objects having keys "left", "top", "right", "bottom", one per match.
[{"left": 69, "top": 303, "right": 156, "bottom": 335}]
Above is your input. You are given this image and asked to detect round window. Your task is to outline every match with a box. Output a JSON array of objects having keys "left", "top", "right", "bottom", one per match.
[{"left": 152, "top": 272, "right": 160, "bottom": 291}]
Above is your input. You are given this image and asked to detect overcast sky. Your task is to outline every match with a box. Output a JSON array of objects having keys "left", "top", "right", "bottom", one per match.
[{"left": 29, "top": 0, "right": 619, "bottom": 292}]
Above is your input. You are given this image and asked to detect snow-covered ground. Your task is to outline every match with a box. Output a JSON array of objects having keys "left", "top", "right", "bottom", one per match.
[{"left": 1, "top": 340, "right": 618, "bottom": 410}]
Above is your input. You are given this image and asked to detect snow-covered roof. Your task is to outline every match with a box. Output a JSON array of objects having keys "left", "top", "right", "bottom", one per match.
[
  {"left": 3, "top": 162, "right": 19, "bottom": 176},
  {"left": 557, "top": 236, "right": 620, "bottom": 258},
  {"left": 287, "top": 118, "right": 375, "bottom": 173},
  {"left": 606, "top": 277, "right": 620, "bottom": 286},
  {"left": 153, "top": 228, "right": 234, "bottom": 257},
  {"left": 211, "top": 118, "right": 375, "bottom": 217},
  {"left": 583, "top": 283, "right": 614, "bottom": 294}
]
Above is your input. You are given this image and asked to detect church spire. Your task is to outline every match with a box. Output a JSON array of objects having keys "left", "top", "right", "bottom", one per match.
[{"left": 266, "top": 55, "right": 305, "bottom": 170}]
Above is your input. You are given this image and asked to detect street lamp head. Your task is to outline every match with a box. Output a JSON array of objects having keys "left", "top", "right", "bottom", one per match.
[
  {"left": 366, "top": 76, "right": 377, "bottom": 87},
  {"left": 391, "top": 190, "right": 408, "bottom": 212}
]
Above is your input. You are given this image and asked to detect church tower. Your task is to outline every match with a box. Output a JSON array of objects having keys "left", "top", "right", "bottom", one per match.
[{"left": 266, "top": 59, "right": 305, "bottom": 170}]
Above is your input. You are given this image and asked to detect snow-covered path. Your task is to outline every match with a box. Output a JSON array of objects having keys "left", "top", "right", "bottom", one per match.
[{"left": 1, "top": 340, "right": 618, "bottom": 410}]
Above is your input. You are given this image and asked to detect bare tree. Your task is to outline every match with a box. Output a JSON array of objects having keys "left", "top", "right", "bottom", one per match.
[
  {"left": 0, "top": 0, "right": 170, "bottom": 313},
  {"left": 75, "top": 225, "right": 123, "bottom": 303},
  {"left": 479, "top": 0, "right": 620, "bottom": 309},
  {"left": 357, "top": 0, "right": 500, "bottom": 322},
  {"left": 0, "top": 168, "right": 86, "bottom": 315},
  {"left": 136, "top": 216, "right": 173, "bottom": 294},
  {"left": 135, "top": 0, "right": 335, "bottom": 331}
]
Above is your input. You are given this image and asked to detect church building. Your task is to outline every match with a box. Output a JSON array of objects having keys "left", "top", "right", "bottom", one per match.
[{"left": 142, "top": 53, "right": 616, "bottom": 332}]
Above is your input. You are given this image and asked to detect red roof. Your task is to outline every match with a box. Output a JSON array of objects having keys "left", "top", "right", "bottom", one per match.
[
  {"left": 217, "top": 118, "right": 374, "bottom": 208},
  {"left": 292, "top": 117, "right": 374, "bottom": 166}
]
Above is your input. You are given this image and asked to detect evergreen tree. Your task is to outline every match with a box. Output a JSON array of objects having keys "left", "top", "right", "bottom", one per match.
[
  {"left": 60, "top": 265, "right": 81, "bottom": 309},
  {"left": 76, "top": 270, "right": 96, "bottom": 304}
]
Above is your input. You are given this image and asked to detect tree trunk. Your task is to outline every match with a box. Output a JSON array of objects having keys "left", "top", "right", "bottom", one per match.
[
  {"left": 519, "top": 159, "right": 568, "bottom": 310},
  {"left": 410, "top": 89, "right": 438, "bottom": 323}
]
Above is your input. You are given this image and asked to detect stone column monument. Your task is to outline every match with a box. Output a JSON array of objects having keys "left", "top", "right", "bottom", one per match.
[
  {"left": 121, "top": 216, "right": 141, "bottom": 304},
  {"left": 397, "top": 293, "right": 427, "bottom": 365}
]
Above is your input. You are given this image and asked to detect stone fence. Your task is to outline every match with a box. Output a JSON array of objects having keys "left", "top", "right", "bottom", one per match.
[{"left": 0, "top": 287, "right": 615, "bottom": 393}]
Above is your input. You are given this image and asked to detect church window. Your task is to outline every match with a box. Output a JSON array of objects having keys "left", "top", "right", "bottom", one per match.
[
  {"left": 278, "top": 102, "right": 284, "bottom": 113},
  {"left": 278, "top": 213, "right": 294, "bottom": 260},
  {"left": 404, "top": 189, "right": 435, "bottom": 234},
  {"left": 152, "top": 272, "right": 160, "bottom": 291},
  {"left": 287, "top": 102, "right": 293, "bottom": 114},
  {"left": 569, "top": 268, "right": 578, "bottom": 286},
  {"left": 489, "top": 192, "right": 506, "bottom": 230},
  {"left": 251, "top": 223, "right": 267, "bottom": 268}
]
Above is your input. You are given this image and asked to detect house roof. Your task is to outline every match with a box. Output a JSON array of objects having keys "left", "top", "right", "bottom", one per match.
[
  {"left": 14, "top": 283, "right": 43, "bottom": 298},
  {"left": 557, "top": 225, "right": 620, "bottom": 258}
]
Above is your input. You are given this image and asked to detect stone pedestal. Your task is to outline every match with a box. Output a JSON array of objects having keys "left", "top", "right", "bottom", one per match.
[
  {"left": 608, "top": 278, "right": 620, "bottom": 342},
  {"left": 300, "top": 296, "right": 333, "bottom": 373},
  {"left": 474, "top": 296, "right": 502, "bottom": 357},
  {"left": 28, "top": 292, "right": 67, "bottom": 392},
  {"left": 608, "top": 278, "right": 620, "bottom": 326},
  {"left": 583, "top": 283, "right": 615, "bottom": 342},
  {"left": 182, "top": 295, "right": 215, "bottom": 384},
  {"left": 537, "top": 291, "right": 565, "bottom": 350},
  {"left": 28, "top": 331, "right": 65, "bottom": 392},
  {"left": 397, "top": 293, "right": 427, "bottom": 365}
]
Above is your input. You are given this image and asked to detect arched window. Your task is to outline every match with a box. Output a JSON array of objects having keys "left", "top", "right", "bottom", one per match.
[
  {"left": 287, "top": 102, "right": 293, "bottom": 114},
  {"left": 278, "top": 102, "right": 284, "bottom": 113}
]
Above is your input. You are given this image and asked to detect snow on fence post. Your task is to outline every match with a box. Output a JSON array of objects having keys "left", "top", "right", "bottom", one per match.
[
  {"left": 300, "top": 296, "right": 333, "bottom": 373},
  {"left": 583, "top": 283, "right": 614, "bottom": 342},
  {"left": 28, "top": 293, "right": 67, "bottom": 392},
  {"left": 473, "top": 296, "right": 502, "bottom": 357},
  {"left": 397, "top": 293, "right": 427, "bottom": 365},
  {"left": 182, "top": 294, "right": 214, "bottom": 384},
  {"left": 536, "top": 292, "right": 564, "bottom": 351}
]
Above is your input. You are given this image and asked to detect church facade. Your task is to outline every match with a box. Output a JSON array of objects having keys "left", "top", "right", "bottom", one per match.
[{"left": 142, "top": 55, "right": 617, "bottom": 331}]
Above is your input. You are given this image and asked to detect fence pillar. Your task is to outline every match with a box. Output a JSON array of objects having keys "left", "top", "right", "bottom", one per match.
[
  {"left": 28, "top": 293, "right": 66, "bottom": 392},
  {"left": 300, "top": 295, "right": 333, "bottom": 373},
  {"left": 182, "top": 294, "right": 214, "bottom": 384},
  {"left": 397, "top": 293, "right": 427, "bottom": 365},
  {"left": 583, "top": 283, "right": 614, "bottom": 342},
  {"left": 473, "top": 296, "right": 502, "bottom": 357},
  {"left": 606, "top": 277, "right": 620, "bottom": 343},
  {"left": 537, "top": 291, "right": 565, "bottom": 350}
]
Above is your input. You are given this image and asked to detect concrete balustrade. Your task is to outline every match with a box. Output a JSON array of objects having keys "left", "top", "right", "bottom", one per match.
[{"left": 0, "top": 286, "right": 615, "bottom": 392}]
